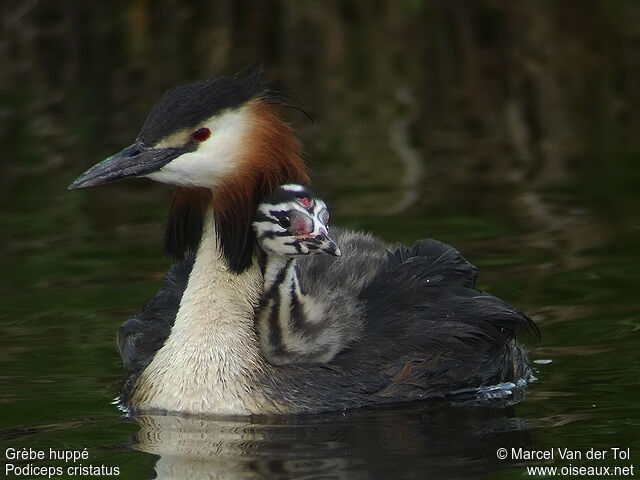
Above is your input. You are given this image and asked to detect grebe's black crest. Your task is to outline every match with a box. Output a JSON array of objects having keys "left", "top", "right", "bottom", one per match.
[{"left": 139, "top": 66, "right": 277, "bottom": 146}]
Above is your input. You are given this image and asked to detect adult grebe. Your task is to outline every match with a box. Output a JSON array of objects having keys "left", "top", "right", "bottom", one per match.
[{"left": 69, "top": 69, "right": 538, "bottom": 414}]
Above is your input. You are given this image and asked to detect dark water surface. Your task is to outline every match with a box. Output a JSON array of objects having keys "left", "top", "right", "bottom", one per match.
[{"left": 2, "top": 2, "right": 639, "bottom": 479}]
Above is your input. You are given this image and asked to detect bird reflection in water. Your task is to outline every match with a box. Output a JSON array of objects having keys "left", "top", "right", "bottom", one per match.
[{"left": 131, "top": 404, "right": 532, "bottom": 479}]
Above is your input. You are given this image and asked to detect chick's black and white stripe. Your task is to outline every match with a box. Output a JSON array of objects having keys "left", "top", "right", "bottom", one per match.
[{"left": 256, "top": 254, "right": 361, "bottom": 365}]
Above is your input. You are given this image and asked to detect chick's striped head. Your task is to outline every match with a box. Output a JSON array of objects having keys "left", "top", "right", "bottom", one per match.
[{"left": 253, "top": 184, "right": 340, "bottom": 257}]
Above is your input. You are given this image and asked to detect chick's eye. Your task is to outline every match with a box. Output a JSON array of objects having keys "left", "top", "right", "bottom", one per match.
[
  {"left": 192, "top": 127, "right": 211, "bottom": 142},
  {"left": 278, "top": 217, "right": 291, "bottom": 228}
]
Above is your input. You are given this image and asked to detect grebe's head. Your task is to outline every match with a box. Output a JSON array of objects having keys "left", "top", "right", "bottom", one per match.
[
  {"left": 69, "top": 68, "right": 306, "bottom": 190},
  {"left": 69, "top": 68, "right": 309, "bottom": 273},
  {"left": 253, "top": 184, "right": 340, "bottom": 258}
]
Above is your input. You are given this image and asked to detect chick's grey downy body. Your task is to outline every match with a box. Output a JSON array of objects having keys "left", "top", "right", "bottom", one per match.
[
  {"left": 252, "top": 185, "right": 367, "bottom": 365},
  {"left": 255, "top": 255, "right": 366, "bottom": 365}
]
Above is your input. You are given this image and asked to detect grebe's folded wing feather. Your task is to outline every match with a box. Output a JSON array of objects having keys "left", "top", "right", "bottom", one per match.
[
  {"left": 322, "top": 240, "right": 537, "bottom": 402},
  {"left": 385, "top": 239, "right": 478, "bottom": 288}
]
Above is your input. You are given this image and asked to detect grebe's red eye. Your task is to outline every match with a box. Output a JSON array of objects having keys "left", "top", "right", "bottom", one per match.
[{"left": 192, "top": 127, "right": 211, "bottom": 142}]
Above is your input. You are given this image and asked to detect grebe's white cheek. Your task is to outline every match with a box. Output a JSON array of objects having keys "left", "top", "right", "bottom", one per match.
[{"left": 145, "top": 107, "right": 252, "bottom": 188}]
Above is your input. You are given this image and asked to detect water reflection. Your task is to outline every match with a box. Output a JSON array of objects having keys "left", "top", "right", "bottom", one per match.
[{"left": 132, "top": 406, "right": 533, "bottom": 479}]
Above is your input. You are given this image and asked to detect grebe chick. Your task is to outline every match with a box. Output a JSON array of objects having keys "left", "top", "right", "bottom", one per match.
[{"left": 253, "top": 184, "right": 364, "bottom": 365}]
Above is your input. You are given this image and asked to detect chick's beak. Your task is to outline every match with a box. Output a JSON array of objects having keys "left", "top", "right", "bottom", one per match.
[
  {"left": 323, "top": 237, "right": 341, "bottom": 256},
  {"left": 307, "top": 231, "right": 341, "bottom": 257}
]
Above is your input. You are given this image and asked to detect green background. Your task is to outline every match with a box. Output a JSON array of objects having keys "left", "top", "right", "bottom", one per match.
[{"left": 1, "top": 1, "right": 639, "bottom": 478}]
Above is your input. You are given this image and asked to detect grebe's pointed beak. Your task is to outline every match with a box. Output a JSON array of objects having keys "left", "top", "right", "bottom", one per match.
[{"left": 68, "top": 142, "right": 184, "bottom": 189}]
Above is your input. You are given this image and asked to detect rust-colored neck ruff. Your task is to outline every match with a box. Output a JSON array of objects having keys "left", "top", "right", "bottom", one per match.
[
  {"left": 212, "top": 100, "right": 309, "bottom": 272},
  {"left": 165, "top": 100, "right": 309, "bottom": 272}
]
